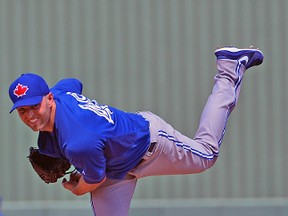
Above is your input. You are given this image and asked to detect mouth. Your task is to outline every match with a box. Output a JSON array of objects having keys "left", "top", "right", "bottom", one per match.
[
  {"left": 29, "top": 118, "right": 38, "bottom": 124},
  {"left": 27, "top": 117, "right": 40, "bottom": 127},
  {"left": 27, "top": 118, "right": 41, "bottom": 131}
]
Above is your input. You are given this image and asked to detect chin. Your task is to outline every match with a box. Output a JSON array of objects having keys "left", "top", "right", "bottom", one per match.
[
  {"left": 31, "top": 127, "right": 40, "bottom": 132},
  {"left": 28, "top": 124, "right": 42, "bottom": 131}
]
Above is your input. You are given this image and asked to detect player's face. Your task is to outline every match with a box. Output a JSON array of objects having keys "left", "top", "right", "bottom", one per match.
[{"left": 16, "top": 93, "right": 55, "bottom": 132}]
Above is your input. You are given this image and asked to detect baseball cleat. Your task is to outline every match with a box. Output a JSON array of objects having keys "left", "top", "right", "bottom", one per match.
[{"left": 214, "top": 47, "right": 264, "bottom": 70}]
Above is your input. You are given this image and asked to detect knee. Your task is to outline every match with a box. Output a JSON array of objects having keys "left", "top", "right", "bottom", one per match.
[{"left": 195, "top": 157, "right": 218, "bottom": 173}]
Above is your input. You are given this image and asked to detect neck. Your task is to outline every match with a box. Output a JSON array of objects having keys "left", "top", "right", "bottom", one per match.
[
  {"left": 47, "top": 102, "right": 56, "bottom": 132},
  {"left": 40, "top": 101, "right": 56, "bottom": 132}
]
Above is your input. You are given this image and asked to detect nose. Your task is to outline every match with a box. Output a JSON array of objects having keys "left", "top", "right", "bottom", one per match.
[{"left": 25, "top": 109, "right": 35, "bottom": 119}]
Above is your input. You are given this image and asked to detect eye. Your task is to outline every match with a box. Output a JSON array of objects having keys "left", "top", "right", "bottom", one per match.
[
  {"left": 31, "top": 104, "right": 40, "bottom": 109},
  {"left": 17, "top": 108, "right": 26, "bottom": 114}
]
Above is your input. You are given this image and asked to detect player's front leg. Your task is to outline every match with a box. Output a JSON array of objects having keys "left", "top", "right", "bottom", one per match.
[{"left": 90, "top": 176, "right": 137, "bottom": 216}]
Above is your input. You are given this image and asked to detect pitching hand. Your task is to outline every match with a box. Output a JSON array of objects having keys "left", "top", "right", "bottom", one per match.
[{"left": 62, "top": 172, "right": 82, "bottom": 191}]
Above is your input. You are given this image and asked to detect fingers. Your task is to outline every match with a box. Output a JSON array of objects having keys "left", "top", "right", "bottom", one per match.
[
  {"left": 62, "top": 178, "right": 77, "bottom": 190},
  {"left": 62, "top": 172, "right": 81, "bottom": 190},
  {"left": 69, "top": 172, "right": 81, "bottom": 182}
]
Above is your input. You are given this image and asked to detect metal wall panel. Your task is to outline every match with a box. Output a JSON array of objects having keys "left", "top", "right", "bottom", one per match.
[{"left": 0, "top": 0, "right": 287, "bottom": 203}]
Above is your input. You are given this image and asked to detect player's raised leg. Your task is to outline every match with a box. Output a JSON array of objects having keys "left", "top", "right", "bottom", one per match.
[
  {"left": 194, "top": 46, "right": 264, "bottom": 152},
  {"left": 131, "top": 47, "right": 263, "bottom": 178}
]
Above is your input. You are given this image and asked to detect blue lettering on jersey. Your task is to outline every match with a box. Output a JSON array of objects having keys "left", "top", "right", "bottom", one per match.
[{"left": 67, "top": 92, "right": 114, "bottom": 124}]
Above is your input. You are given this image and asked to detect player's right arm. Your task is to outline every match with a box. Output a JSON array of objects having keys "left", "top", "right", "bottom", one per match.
[
  {"left": 62, "top": 172, "right": 106, "bottom": 196},
  {"left": 63, "top": 139, "right": 107, "bottom": 196}
]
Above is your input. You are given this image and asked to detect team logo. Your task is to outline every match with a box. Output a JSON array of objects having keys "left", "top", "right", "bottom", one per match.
[
  {"left": 67, "top": 92, "right": 114, "bottom": 124},
  {"left": 13, "top": 83, "right": 29, "bottom": 97}
]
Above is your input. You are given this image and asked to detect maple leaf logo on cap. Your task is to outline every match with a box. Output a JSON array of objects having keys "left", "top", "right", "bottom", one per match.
[{"left": 13, "top": 83, "right": 29, "bottom": 98}]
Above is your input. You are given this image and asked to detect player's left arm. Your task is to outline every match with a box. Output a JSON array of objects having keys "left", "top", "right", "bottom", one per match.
[{"left": 62, "top": 172, "right": 106, "bottom": 196}]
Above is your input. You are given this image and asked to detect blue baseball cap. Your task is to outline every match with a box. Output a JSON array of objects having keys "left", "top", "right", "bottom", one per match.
[{"left": 9, "top": 73, "right": 50, "bottom": 113}]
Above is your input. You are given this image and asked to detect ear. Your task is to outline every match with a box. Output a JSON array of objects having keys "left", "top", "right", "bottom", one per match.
[{"left": 47, "top": 92, "right": 55, "bottom": 105}]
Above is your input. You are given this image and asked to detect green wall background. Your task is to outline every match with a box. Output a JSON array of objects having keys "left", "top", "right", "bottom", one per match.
[{"left": 0, "top": 0, "right": 287, "bottom": 208}]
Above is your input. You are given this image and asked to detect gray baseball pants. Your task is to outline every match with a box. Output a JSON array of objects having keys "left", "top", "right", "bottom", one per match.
[{"left": 90, "top": 59, "right": 246, "bottom": 216}]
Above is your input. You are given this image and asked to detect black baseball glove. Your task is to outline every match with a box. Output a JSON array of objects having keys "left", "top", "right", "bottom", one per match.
[{"left": 27, "top": 147, "right": 72, "bottom": 184}]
